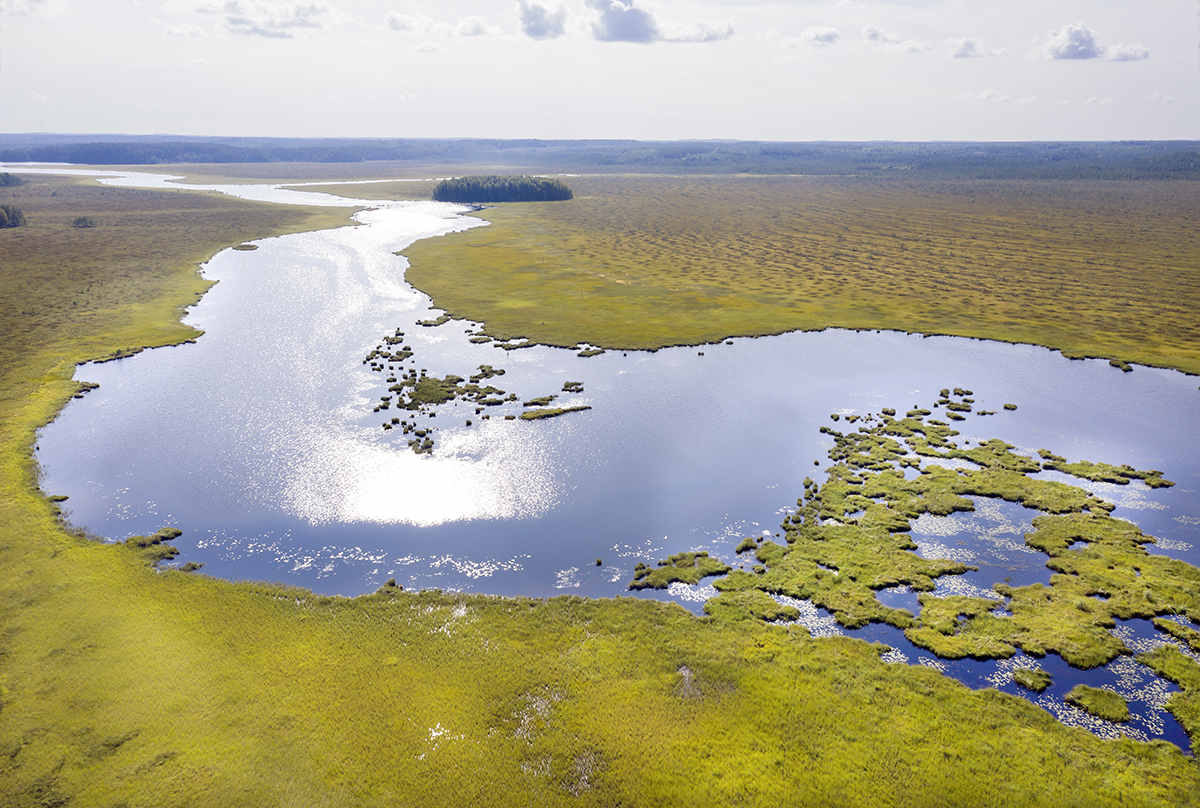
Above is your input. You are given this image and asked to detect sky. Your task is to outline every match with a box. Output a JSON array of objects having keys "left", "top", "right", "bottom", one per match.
[{"left": 0, "top": 0, "right": 1197, "bottom": 140}]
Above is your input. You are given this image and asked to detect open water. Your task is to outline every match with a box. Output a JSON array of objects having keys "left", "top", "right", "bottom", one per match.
[{"left": 15, "top": 166, "right": 1200, "bottom": 749}]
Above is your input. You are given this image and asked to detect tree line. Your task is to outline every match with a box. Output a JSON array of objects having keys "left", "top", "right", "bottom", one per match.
[
  {"left": 0, "top": 139, "right": 1197, "bottom": 180},
  {"left": 432, "top": 175, "right": 573, "bottom": 203}
]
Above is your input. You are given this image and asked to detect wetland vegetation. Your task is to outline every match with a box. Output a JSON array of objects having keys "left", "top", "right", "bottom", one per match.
[
  {"left": 404, "top": 174, "right": 1200, "bottom": 374},
  {"left": 3, "top": 163, "right": 1199, "bottom": 805},
  {"left": 642, "top": 387, "right": 1200, "bottom": 751}
]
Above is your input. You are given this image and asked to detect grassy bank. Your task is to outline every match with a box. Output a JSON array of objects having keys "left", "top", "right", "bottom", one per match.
[
  {"left": 2, "top": 170, "right": 1199, "bottom": 806},
  {"left": 403, "top": 174, "right": 1200, "bottom": 374}
]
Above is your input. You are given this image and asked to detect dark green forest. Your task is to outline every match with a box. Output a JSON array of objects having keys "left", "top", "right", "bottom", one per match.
[
  {"left": 1, "top": 136, "right": 1198, "bottom": 179},
  {"left": 432, "top": 175, "right": 573, "bottom": 203}
]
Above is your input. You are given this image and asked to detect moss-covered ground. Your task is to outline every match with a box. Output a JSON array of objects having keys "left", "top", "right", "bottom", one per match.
[
  {"left": 402, "top": 174, "right": 1200, "bottom": 374},
  {"left": 3, "top": 169, "right": 1200, "bottom": 805}
]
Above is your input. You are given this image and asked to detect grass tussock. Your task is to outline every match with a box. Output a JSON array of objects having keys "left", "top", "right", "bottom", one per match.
[
  {"left": 1065, "top": 685, "right": 1132, "bottom": 723},
  {"left": 402, "top": 175, "right": 1200, "bottom": 374}
]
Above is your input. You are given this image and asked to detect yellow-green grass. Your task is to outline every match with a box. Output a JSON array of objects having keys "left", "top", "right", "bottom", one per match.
[
  {"left": 402, "top": 174, "right": 1200, "bottom": 374},
  {"left": 2, "top": 171, "right": 1200, "bottom": 805}
]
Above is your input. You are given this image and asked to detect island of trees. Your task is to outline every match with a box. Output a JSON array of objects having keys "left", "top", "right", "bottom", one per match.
[
  {"left": 432, "top": 175, "right": 573, "bottom": 203},
  {"left": 0, "top": 204, "right": 25, "bottom": 228}
]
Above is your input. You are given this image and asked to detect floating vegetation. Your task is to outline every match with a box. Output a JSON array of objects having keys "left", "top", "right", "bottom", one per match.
[
  {"left": 416, "top": 314, "right": 450, "bottom": 327},
  {"left": 1038, "top": 450, "right": 1174, "bottom": 488},
  {"left": 1013, "top": 667, "right": 1053, "bottom": 693},
  {"left": 629, "top": 551, "right": 732, "bottom": 590},
  {"left": 1065, "top": 685, "right": 1131, "bottom": 723},
  {"left": 577, "top": 348, "right": 605, "bottom": 357},
  {"left": 694, "top": 390, "right": 1200, "bottom": 737},
  {"left": 231, "top": 243, "right": 257, "bottom": 250},
  {"left": 519, "top": 406, "right": 592, "bottom": 421},
  {"left": 363, "top": 331, "right": 592, "bottom": 452},
  {"left": 1110, "top": 359, "right": 1134, "bottom": 373}
]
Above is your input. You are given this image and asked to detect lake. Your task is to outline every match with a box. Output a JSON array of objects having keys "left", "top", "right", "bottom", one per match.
[{"left": 20, "top": 166, "right": 1200, "bottom": 749}]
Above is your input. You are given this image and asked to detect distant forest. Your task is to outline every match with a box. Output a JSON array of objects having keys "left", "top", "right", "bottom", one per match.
[
  {"left": 1, "top": 136, "right": 1197, "bottom": 180},
  {"left": 433, "top": 175, "right": 573, "bottom": 203}
]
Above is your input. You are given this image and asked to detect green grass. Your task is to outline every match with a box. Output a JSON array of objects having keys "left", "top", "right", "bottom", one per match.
[
  {"left": 402, "top": 174, "right": 1200, "bottom": 374},
  {"left": 1013, "top": 668, "right": 1053, "bottom": 693},
  {"left": 2, "top": 169, "right": 1200, "bottom": 805},
  {"left": 629, "top": 551, "right": 733, "bottom": 590},
  {"left": 1066, "top": 685, "right": 1131, "bottom": 723}
]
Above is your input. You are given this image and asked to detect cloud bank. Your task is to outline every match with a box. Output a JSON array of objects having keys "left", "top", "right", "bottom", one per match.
[
  {"left": 863, "top": 24, "right": 930, "bottom": 53},
  {"left": 386, "top": 11, "right": 500, "bottom": 37},
  {"left": 802, "top": 26, "right": 841, "bottom": 47},
  {"left": 945, "top": 37, "right": 1006, "bottom": 59},
  {"left": 1042, "top": 23, "right": 1148, "bottom": 62},
  {"left": 516, "top": 0, "right": 568, "bottom": 40},
  {"left": 193, "top": 0, "right": 345, "bottom": 38},
  {"left": 583, "top": 0, "right": 732, "bottom": 44}
]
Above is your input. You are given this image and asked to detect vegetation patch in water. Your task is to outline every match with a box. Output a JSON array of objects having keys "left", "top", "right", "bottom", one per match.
[
  {"left": 1038, "top": 451, "right": 1174, "bottom": 488},
  {"left": 629, "top": 551, "right": 732, "bottom": 590},
  {"left": 706, "top": 393, "right": 1200, "bottom": 679},
  {"left": 519, "top": 405, "right": 592, "bottom": 421},
  {"left": 1013, "top": 667, "right": 1053, "bottom": 693},
  {"left": 1065, "top": 685, "right": 1131, "bottom": 723}
]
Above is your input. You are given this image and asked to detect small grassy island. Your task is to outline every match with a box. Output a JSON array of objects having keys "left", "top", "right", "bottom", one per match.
[
  {"left": 432, "top": 175, "right": 573, "bottom": 203},
  {"left": 3, "top": 161, "right": 1200, "bottom": 806}
]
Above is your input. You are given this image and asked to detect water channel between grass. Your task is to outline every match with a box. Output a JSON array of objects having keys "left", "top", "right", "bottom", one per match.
[{"left": 23, "top": 167, "right": 1200, "bottom": 750}]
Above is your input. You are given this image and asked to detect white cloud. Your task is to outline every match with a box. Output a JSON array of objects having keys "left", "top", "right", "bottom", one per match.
[
  {"left": 197, "top": 1, "right": 346, "bottom": 39},
  {"left": 801, "top": 26, "right": 841, "bottom": 47},
  {"left": 586, "top": 0, "right": 659, "bottom": 43},
  {"left": 386, "top": 11, "right": 499, "bottom": 37},
  {"left": 1150, "top": 92, "right": 1176, "bottom": 105},
  {"left": 1106, "top": 43, "right": 1149, "bottom": 62},
  {"left": 583, "top": 0, "right": 731, "bottom": 44},
  {"left": 454, "top": 16, "right": 500, "bottom": 37},
  {"left": 945, "top": 37, "right": 1006, "bottom": 59},
  {"left": 30, "top": 90, "right": 48, "bottom": 102},
  {"left": 0, "top": 0, "right": 65, "bottom": 16},
  {"left": 965, "top": 88, "right": 1009, "bottom": 103},
  {"left": 1086, "top": 96, "right": 1115, "bottom": 106},
  {"left": 660, "top": 18, "right": 734, "bottom": 43},
  {"left": 862, "top": 24, "right": 897, "bottom": 44},
  {"left": 516, "top": 0, "right": 567, "bottom": 40},
  {"left": 1042, "top": 23, "right": 1148, "bottom": 62},
  {"left": 414, "top": 40, "right": 441, "bottom": 53},
  {"left": 863, "top": 24, "right": 929, "bottom": 53},
  {"left": 385, "top": 12, "right": 430, "bottom": 33}
]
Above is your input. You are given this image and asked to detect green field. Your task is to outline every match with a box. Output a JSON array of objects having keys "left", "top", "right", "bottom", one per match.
[
  {"left": 2, "top": 169, "right": 1200, "bottom": 806},
  {"left": 404, "top": 174, "right": 1200, "bottom": 374}
]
